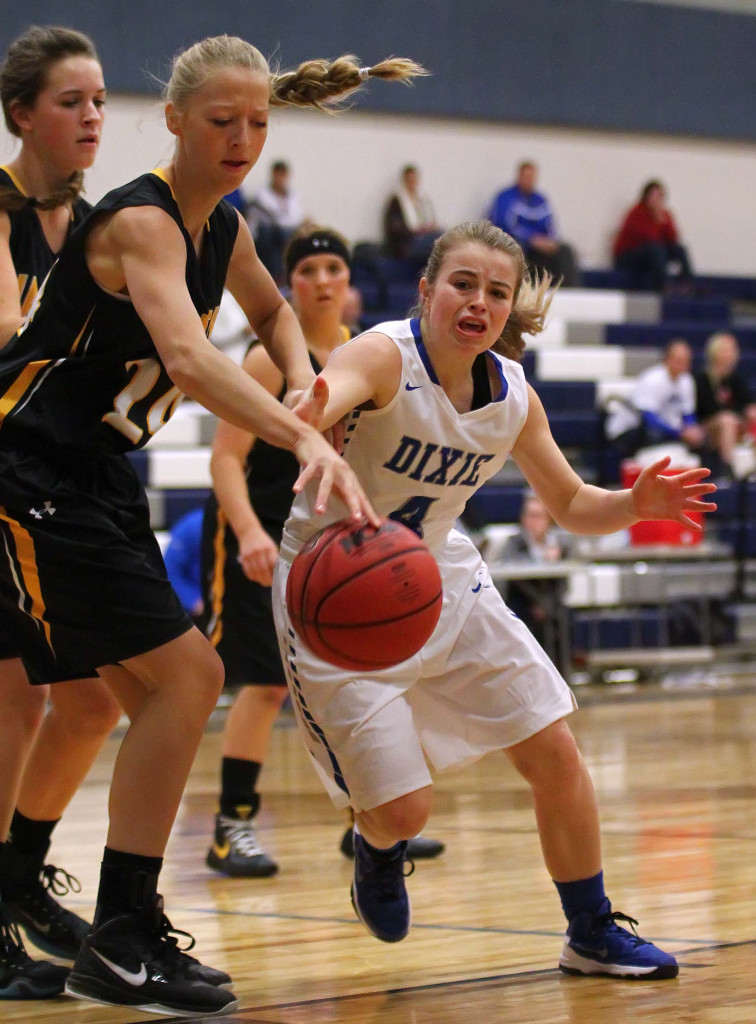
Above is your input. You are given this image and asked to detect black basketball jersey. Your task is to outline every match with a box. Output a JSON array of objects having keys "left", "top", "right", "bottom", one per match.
[
  {"left": 0, "top": 165, "right": 91, "bottom": 318},
  {"left": 0, "top": 170, "right": 239, "bottom": 454}
]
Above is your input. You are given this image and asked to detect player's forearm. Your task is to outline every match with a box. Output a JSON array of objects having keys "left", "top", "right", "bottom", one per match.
[
  {"left": 210, "top": 450, "right": 264, "bottom": 543},
  {"left": 557, "top": 483, "right": 638, "bottom": 535},
  {"left": 167, "top": 341, "right": 310, "bottom": 453},
  {"left": 253, "top": 301, "right": 316, "bottom": 392}
]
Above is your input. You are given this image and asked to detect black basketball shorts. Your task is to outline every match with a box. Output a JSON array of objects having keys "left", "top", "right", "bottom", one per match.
[
  {"left": 0, "top": 444, "right": 193, "bottom": 685},
  {"left": 201, "top": 499, "right": 285, "bottom": 687}
]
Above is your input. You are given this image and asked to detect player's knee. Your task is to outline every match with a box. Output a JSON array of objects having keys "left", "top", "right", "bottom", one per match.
[
  {"left": 508, "top": 720, "right": 583, "bottom": 786},
  {"left": 68, "top": 682, "right": 122, "bottom": 737},
  {"left": 4, "top": 674, "right": 47, "bottom": 735},
  {"left": 365, "top": 790, "right": 431, "bottom": 841},
  {"left": 189, "top": 642, "right": 226, "bottom": 709}
]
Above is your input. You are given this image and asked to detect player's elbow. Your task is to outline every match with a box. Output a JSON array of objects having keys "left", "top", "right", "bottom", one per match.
[{"left": 162, "top": 344, "right": 206, "bottom": 398}]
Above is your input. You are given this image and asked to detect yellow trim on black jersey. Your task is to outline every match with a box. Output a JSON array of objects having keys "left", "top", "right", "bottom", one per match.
[
  {"left": 150, "top": 167, "right": 176, "bottom": 200},
  {"left": 0, "top": 360, "right": 51, "bottom": 427},
  {"left": 208, "top": 508, "right": 229, "bottom": 647},
  {"left": 18, "top": 274, "right": 38, "bottom": 318},
  {"left": 0, "top": 165, "right": 27, "bottom": 196},
  {"left": 68, "top": 307, "right": 95, "bottom": 356},
  {"left": 0, "top": 507, "right": 53, "bottom": 649}
]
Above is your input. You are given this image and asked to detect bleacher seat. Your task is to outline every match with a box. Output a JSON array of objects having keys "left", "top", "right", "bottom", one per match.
[
  {"left": 463, "top": 484, "right": 525, "bottom": 529},
  {"left": 531, "top": 380, "right": 596, "bottom": 411},
  {"left": 572, "top": 608, "right": 668, "bottom": 650}
]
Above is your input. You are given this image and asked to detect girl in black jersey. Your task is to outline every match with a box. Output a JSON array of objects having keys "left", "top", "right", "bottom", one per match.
[
  {"left": 202, "top": 227, "right": 444, "bottom": 880},
  {"left": 0, "top": 26, "right": 119, "bottom": 1001},
  {"left": 0, "top": 35, "right": 423, "bottom": 1016}
]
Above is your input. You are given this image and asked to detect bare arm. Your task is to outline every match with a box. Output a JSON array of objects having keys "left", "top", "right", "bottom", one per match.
[
  {"left": 107, "top": 206, "right": 374, "bottom": 522},
  {"left": 292, "top": 331, "right": 404, "bottom": 431},
  {"left": 224, "top": 213, "right": 314, "bottom": 392},
  {"left": 0, "top": 214, "right": 25, "bottom": 346},
  {"left": 210, "top": 344, "right": 283, "bottom": 585},
  {"left": 512, "top": 385, "right": 716, "bottom": 534}
]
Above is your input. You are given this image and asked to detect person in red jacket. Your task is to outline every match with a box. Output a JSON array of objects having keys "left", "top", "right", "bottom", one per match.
[{"left": 612, "top": 180, "right": 693, "bottom": 292}]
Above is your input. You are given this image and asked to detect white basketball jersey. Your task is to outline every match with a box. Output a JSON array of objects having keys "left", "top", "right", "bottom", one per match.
[{"left": 280, "top": 318, "right": 530, "bottom": 560}]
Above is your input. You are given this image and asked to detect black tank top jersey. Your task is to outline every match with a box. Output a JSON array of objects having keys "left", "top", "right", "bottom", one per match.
[
  {"left": 215, "top": 327, "right": 349, "bottom": 542},
  {"left": 0, "top": 170, "right": 239, "bottom": 455},
  {"left": 0, "top": 165, "right": 91, "bottom": 318}
]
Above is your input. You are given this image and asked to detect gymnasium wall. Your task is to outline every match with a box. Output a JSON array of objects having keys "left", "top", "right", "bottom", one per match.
[{"left": 1, "top": 0, "right": 754, "bottom": 273}]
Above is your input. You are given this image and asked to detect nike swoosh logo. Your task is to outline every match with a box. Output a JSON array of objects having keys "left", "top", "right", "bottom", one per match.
[
  {"left": 93, "top": 949, "right": 148, "bottom": 986},
  {"left": 570, "top": 941, "right": 610, "bottom": 958},
  {"left": 405, "top": 383, "right": 423, "bottom": 391},
  {"left": 471, "top": 582, "right": 482, "bottom": 593}
]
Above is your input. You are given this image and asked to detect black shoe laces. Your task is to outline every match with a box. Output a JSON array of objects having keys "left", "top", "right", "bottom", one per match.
[
  {"left": 40, "top": 864, "right": 82, "bottom": 898},
  {"left": 362, "top": 851, "right": 415, "bottom": 900},
  {"left": 157, "top": 912, "right": 197, "bottom": 958},
  {"left": 593, "top": 908, "right": 645, "bottom": 946}
]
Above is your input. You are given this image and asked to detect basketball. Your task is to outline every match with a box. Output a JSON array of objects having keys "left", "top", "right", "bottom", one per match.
[{"left": 285, "top": 517, "right": 443, "bottom": 671}]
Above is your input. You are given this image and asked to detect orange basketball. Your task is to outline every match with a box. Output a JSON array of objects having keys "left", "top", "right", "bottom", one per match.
[{"left": 285, "top": 517, "right": 443, "bottom": 671}]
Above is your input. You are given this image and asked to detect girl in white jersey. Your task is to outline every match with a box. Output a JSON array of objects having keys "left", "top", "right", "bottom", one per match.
[{"left": 273, "top": 220, "right": 716, "bottom": 981}]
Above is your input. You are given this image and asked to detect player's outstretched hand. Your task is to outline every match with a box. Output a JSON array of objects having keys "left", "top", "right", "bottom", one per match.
[
  {"left": 287, "top": 375, "right": 346, "bottom": 452},
  {"left": 293, "top": 426, "right": 379, "bottom": 525},
  {"left": 631, "top": 456, "right": 717, "bottom": 530}
]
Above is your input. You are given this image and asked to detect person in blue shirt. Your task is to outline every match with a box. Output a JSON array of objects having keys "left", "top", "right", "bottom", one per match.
[
  {"left": 163, "top": 508, "right": 205, "bottom": 619},
  {"left": 488, "top": 161, "right": 578, "bottom": 286}
]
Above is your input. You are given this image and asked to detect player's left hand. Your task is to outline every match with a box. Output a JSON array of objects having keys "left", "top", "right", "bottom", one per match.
[{"left": 631, "top": 456, "right": 718, "bottom": 530}]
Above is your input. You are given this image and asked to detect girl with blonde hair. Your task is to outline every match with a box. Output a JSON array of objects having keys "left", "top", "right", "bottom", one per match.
[{"left": 0, "top": 34, "right": 424, "bottom": 1015}]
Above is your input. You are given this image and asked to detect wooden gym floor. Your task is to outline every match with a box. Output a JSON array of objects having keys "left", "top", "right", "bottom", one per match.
[{"left": 6, "top": 669, "right": 756, "bottom": 1023}]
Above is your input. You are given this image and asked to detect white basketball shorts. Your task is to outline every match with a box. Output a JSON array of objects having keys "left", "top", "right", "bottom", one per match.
[{"left": 272, "top": 528, "right": 577, "bottom": 812}]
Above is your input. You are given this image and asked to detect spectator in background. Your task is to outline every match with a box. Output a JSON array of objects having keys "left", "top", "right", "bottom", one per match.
[
  {"left": 605, "top": 339, "right": 705, "bottom": 458},
  {"left": 246, "top": 160, "right": 305, "bottom": 283},
  {"left": 383, "top": 164, "right": 441, "bottom": 266},
  {"left": 613, "top": 180, "right": 693, "bottom": 293},
  {"left": 499, "top": 496, "right": 572, "bottom": 655},
  {"left": 695, "top": 331, "right": 756, "bottom": 478},
  {"left": 163, "top": 508, "right": 204, "bottom": 622},
  {"left": 488, "top": 160, "right": 578, "bottom": 286}
]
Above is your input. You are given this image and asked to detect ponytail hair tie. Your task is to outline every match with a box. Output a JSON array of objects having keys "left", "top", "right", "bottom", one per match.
[{"left": 358, "top": 66, "right": 372, "bottom": 82}]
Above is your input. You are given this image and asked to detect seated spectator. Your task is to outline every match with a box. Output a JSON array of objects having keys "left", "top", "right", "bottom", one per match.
[
  {"left": 487, "top": 160, "right": 578, "bottom": 286},
  {"left": 696, "top": 331, "right": 756, "bottom": 477},
  {"left": 383, "top": 164, "right": 441, "bottom": 266},
  {"left": 613, "top": 180, "right": 693, "bottom": 292},
  {"left": 163, "top": 507, "right": 204, "bottom": 623},
  {"left": 499, "top": 495, "right": 572, "bottom": 657},
  {"left": 605, "top": 339, "right": 705, "bottom": 457},
  {"left": 246, "top": 160, "right": 305, "bottom": 283}
]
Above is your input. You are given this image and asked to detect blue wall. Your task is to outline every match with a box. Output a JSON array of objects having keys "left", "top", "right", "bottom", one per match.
[{"left": 3, "top": 0, "right": 754, "bottom": 141}]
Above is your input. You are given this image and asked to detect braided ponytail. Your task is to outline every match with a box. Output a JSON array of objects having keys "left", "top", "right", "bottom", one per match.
[
  {"left": 271, "top": 55, "right": 428, "bottom": 110},
  {"left": 0, "top": 171, "right": 84, "bottom": 214}
]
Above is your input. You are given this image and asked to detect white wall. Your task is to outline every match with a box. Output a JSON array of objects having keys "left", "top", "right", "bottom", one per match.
[{"left": 3, "top": 94, "right": 755, "bottom": 275}]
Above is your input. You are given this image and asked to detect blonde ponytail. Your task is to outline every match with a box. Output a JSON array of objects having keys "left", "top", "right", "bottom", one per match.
[{"left": 269, "top": 55, "right": 428, "bottom": 110}]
